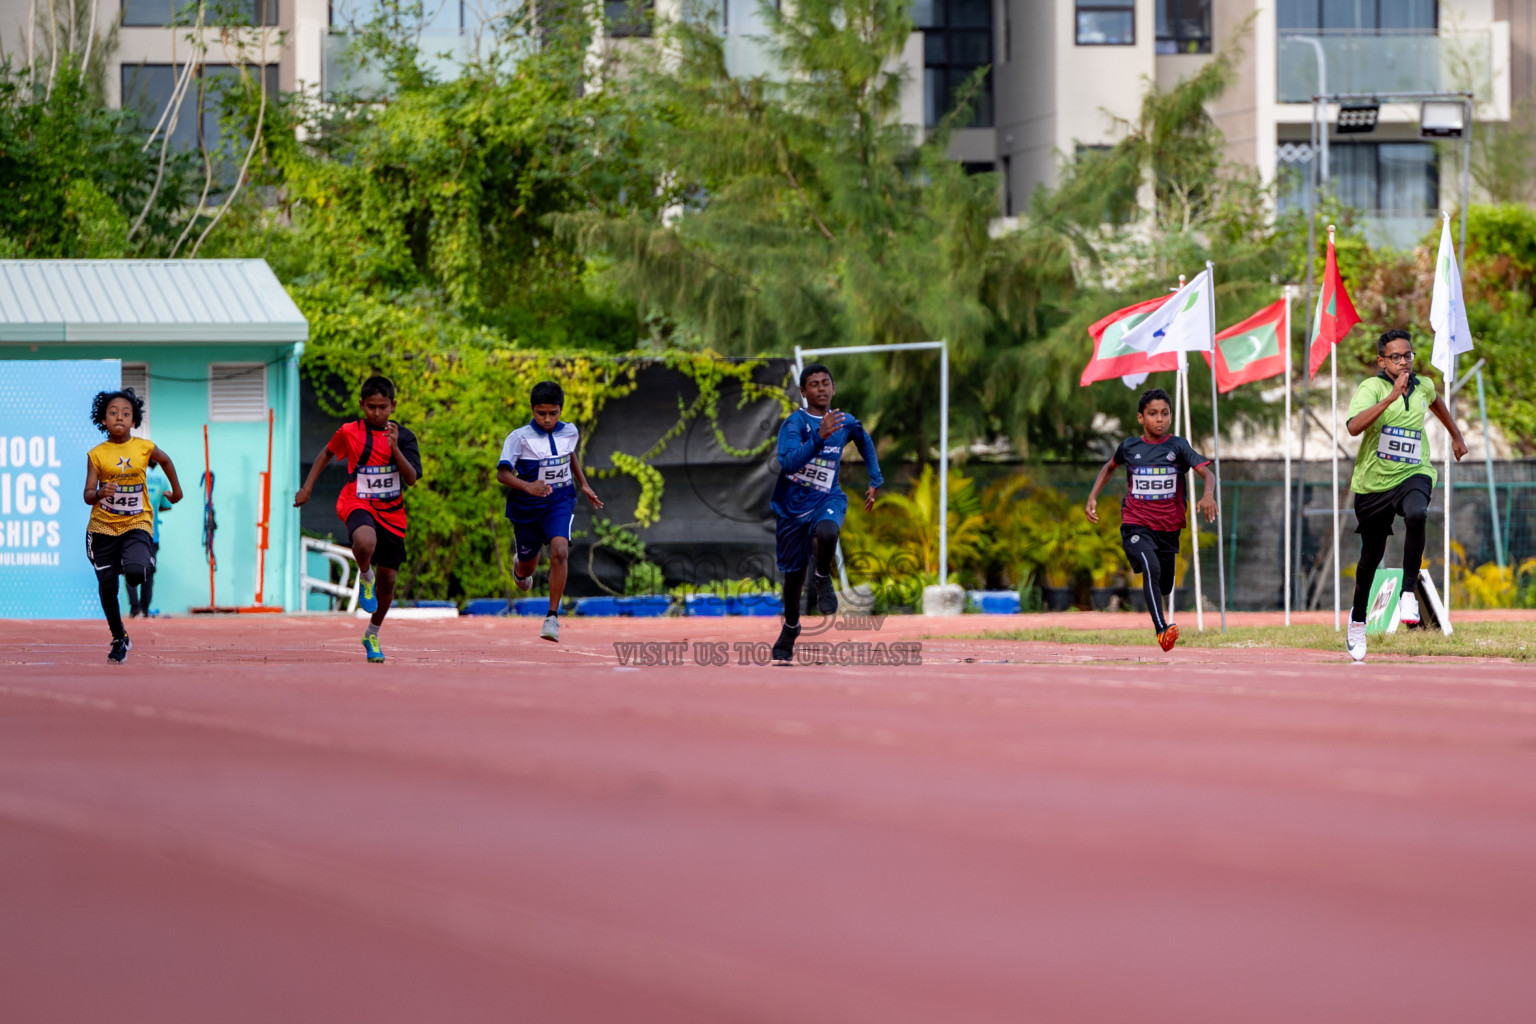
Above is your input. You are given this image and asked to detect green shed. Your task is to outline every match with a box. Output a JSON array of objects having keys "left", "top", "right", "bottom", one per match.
[{"left": 0, "top": 260, "right": 307, "bottom": 614}]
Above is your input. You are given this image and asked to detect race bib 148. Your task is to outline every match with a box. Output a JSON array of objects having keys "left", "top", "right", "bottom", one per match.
[{"left": 356, "top": 464, "right": 402, "bottom": 501}]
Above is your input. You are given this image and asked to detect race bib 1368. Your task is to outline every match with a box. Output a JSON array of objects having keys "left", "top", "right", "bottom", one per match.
[{"left": 1129, "top": 466, "right": 1179, "bottom": 500}]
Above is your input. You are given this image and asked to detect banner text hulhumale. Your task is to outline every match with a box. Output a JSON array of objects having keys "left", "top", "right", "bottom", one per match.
[{"left": 0, "top": 360, "right": 122, "bottom": 618}]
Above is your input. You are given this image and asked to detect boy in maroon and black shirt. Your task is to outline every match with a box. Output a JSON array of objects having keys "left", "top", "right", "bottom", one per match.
[
  {"left": 1084, "top": 387, "right": 1216, "bottom": 651},
  {"left": 294, "top": 375, "right": 422, "bottom": 663}
]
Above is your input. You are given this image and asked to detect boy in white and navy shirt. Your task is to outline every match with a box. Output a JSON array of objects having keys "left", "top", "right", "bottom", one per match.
[{"left": 496, "top": 380, "right": 603, "bottom": 642}]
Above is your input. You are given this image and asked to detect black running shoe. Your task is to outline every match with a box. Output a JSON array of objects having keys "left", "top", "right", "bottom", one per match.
[
  {"left": 812, "top": 572, "right": 838, "bottom": 615},
  {"left": 771, "top": 623, "right": 800, "bottom": 665},
  {"left": 108, "top": 636, "right": 131, "bottom": 663}
]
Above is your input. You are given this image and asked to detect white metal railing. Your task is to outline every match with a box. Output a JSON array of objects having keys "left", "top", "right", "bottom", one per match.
[{"left": 301, "top": 537, "right": 361, "bottom": 613}]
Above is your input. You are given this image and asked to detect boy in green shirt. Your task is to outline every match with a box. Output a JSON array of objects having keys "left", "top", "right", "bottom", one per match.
[{"left": 1343, "top": 329, "right": 1467, "bottom": 661}]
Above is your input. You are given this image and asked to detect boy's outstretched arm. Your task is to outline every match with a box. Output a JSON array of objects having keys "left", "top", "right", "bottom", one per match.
[
  {"left": 293, "top": 447, "right": 334, "bottom": 507},
  {"left": 852, "top": 423, "right": 883, "bottom": 511},
  {"left": 149, "top": 447, "right": 184, "bottom": 503},
  {"left": 571, "top": 453, "right": 604, "bottom": 509},
  {"left": 1194, "top": 463, "right": 1218, "bottom": 523},
  {"left": 1084, "top": 458, "right": 1117, "bottom": 524}
]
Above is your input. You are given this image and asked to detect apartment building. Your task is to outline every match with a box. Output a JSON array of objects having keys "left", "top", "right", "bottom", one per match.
[
  {"left": 4, "top": 0, "right": 1532, "bottom": 246},
  {"left": 990, "top": 1, "right": 1527, "bottom": 246}
]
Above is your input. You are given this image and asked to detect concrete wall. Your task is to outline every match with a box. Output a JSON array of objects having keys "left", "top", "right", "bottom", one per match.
[{"left": 0, "top": 343, "right": 300, "bottom": 614}]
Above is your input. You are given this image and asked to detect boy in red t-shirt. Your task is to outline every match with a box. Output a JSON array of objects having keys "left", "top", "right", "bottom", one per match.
[
  {"left": 294, "top": 376, "right": 422, "bottom": 663},
  {"left": 1083, "top": 388, "right": 1216, "bottom": 652}
]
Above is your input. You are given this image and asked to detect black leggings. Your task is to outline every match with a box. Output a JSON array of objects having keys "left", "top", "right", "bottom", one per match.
[
  {"left": 1351, "top": 489, "right": 1430, "bottom": 623},
  {"left": 1123, "top": 528, "right": 1180, "bottom": 633},
  {"left": 87, "top": 531, "right": 153, "bottom": 640},
  {"left": 782, "top": 520, "right": 840, "bottom": 626}
]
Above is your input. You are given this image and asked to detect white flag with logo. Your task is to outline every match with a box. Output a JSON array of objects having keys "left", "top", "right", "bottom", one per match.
[
  {"left": 1429, "top": 215, "right": 1474, "bottom": 378},
  {"left": 1117, "top": 268, "right": 1215, "bottom": 357}
]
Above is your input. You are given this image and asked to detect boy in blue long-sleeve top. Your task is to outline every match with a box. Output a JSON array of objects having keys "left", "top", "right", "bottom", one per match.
[{"left": 770, "top": 363, "right": 883, "bottom": 665}]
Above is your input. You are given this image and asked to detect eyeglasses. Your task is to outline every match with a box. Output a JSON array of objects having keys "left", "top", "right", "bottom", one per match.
[{"left": 1383, "top": 352, "right": 1415, "bottom": 364}]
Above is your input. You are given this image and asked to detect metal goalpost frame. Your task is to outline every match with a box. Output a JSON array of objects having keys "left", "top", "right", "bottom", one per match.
[
  {"left": 793, "top": 341, "right": 950, "bottom": 593},
  {"left": 1299, "top": 84, "right": 1474, "bottom": 624}
]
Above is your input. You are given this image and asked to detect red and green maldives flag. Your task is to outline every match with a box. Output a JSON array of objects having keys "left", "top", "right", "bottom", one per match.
[
  {"left": 1081, "top": 295, "right": 1180, "bottom": 388},
  {"left": 1307, "top": 234, "right": 1361, "bottom": 380},
  {"left": 1204, "top": 298, "right": 1288, "bottom": 393}
]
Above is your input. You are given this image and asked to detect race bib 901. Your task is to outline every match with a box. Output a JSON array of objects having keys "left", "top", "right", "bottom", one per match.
[
  {"left": 1129, "top": 466, "right": 1179, "bottom": 501},
  {"left": 790, "top": 458, "right": 836, "bottom": 493},
  {"left": 1376, "top": 426, "right": 1422, "bottom": 465},
  {"left": 539, "top": 456, "right": 573, "bottom": 487},
  {"left": 356, "top": 464, "right": 402, "bottom": 501},
  {"left": 103, "top": 484, "right": 145, "bottom": 515}
]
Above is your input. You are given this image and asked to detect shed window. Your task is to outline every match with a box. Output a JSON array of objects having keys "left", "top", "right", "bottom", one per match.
[
  {"left": 209, "top": 363, "right": 267, "bottom": 422},
  {"left": 122, "top": 363, "right": 151, "bottom": 438}
]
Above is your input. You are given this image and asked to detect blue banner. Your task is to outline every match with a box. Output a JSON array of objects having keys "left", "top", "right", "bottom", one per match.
[{"left": 0, "top": 360, "right": 122, "bottom": 618}]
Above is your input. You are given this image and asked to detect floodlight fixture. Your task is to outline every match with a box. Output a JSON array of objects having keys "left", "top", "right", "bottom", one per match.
[
  {"left": 1420, "top": 100, "right": 1467, "bottom": 138},
  {"left": 1335, "top": 102, "right": 1380, "bottom": 134}
]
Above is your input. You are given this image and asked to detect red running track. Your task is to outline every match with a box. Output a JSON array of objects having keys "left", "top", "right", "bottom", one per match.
[{"left": 2, "top": 614, "right": 1535, "bottom": 1024}]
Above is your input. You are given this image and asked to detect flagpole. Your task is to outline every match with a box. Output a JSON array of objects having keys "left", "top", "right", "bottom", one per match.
[
  {"left": 1169, "top": 276, "right": 1184, "bottom": 627},
  {"left": 1282, "top": 284, "right": 1293, "bottom": 626},
  {"left": 1328, "top": 225, "right": 1342, "bottom": 632},
  {"left": 1183, "top": 348, "right": 1205, "bottom": 633},
  {"left": 1206, "top": 261, "right": 1227, "bottom": 634}
]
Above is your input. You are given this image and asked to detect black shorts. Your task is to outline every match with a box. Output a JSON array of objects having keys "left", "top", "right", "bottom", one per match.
[
  {"left": 85, "top": 529, "right": 155, "bottom": 582},
  {"left": 346, "top": 510, "right": 406, "bottom": 571},
  {"left": 1353, "top": 474, "right": 1433, "bottom": 537}
]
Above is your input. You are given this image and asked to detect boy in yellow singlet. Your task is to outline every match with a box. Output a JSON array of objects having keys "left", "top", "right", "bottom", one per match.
[{"left": 82, "top": 389, "right": 183, "bottom": 663}]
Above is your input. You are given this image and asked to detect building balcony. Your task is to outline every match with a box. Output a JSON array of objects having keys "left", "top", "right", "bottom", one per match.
[
  {"left": 1277, "top": 29, "right": 1499, "bottom": 105},
  {"left": 322, "top": 30, "right": 474, "bottom": 99}
]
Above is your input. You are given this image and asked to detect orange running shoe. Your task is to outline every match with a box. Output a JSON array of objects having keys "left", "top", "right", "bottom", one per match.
[{"left": 1157, "top": 623, "right": 1180, "bottom": 652}]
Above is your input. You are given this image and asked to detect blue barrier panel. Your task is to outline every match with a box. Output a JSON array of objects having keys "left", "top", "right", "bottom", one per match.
[
  {"left": 968, "top": 590, "right": 1022, "bottom": 614},
  {"left": 462, "top": 598, "right": 509, "bottom": 616},
  {"left": 617, "top": 595, "right": 672, "bottom": 617},
  {"left": 685, "top": 594, "right": 728, "bottom": 617},
  {"left": 575, "top": 596, "right": 622, "bottom": 617},
  {"left": 0, "top": 360, "right": 123, "bottom": 618},
  {"left": 514, "top": 597, "right": 550, "bottom": 616},
  {"left": 728, "top": 594, "right": 784, "bottom": 616}
]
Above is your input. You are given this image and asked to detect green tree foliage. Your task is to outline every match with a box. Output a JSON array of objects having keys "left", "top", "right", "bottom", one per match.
[{"left": 0, "top": 61, "right": 193, "bottom": 256}]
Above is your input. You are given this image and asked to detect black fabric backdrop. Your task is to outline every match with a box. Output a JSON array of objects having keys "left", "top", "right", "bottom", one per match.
[{"left": 299, "top": 358, "right": 803, "bottom": 597}]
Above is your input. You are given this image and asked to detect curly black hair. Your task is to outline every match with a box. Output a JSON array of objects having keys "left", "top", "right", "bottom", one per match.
[{"left": 91, "top": 389, "right": 145, "bottom": 433}]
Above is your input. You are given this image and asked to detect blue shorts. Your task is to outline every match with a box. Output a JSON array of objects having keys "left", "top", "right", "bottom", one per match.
[
  {"left": 775, "top": 501, "right": 846, "bottom": 573},
  {"left": 510, "top": 504, "right": 575, "bottom": 562}
]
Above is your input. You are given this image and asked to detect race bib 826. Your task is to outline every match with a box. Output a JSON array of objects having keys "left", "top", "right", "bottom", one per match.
[{"left": 790, "top": 458, "right": 836, "bottom": 493}]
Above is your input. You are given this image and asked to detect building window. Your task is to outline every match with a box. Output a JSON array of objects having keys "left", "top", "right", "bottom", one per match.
[
  {"left": 1279, "top": 141, "right": 1437, "bottom": 213},
  {"left": 917, "top": 0, "right": 992, "bottom": 127},
  {"left": 121, "top": 63, "right": 280, "bottom": 158},
  {"left": 1157, "top": 0, "right": 1209, "bottom": 53},
  {"left": 1277, "top": 0, "right": 1435, "bottom": 32},
  {"left": 329, "top": 0, "right": 462, "bottom": 32},
  {"left": 122, "top": 364, "right": 151, "bottom": 439},
  {"left": 1076, "top": 0, "right": 1134, "bottom": 46},
  {"left": 605, "top": 0, "right": 653, "bottom": 38},
  {"left": 209, "top": 364, "right": 268, "bottom": 422},
  {"left": 122, "top": 0, "right": 277, "bottom": 27}
]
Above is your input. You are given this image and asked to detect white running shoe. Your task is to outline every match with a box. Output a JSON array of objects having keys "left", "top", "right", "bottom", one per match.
[
  {"left": 540, "top": 614, "right": 559, "bottom": 642},
  {"left": 1398, "top": 591, "right": 1421, "bottom": 625},
  {"left": 514, "top": 574, "right": 532, "bottom": 593},
  {"left": 1346, "top": 619, "right": 1368, "bottom": 662}
]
